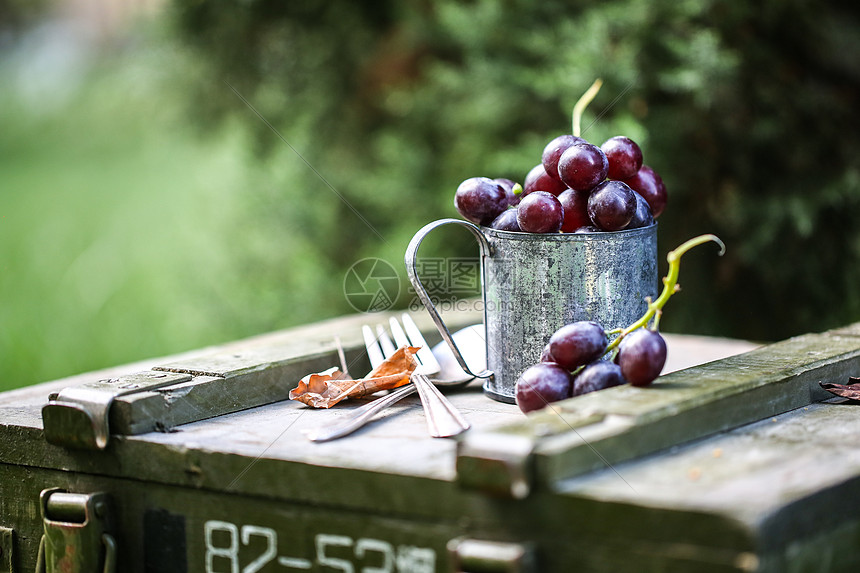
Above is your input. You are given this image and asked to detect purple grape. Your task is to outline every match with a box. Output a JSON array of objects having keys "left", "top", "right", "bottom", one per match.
[
  {"left": 494, "top": 177, "right": 515, "bottom": 193},
  {"left": 587, "top": 180, "right": 637, "bottom": 231},
  {"left": 547, "top": 321, "right": 608, "bottom": 371},
  {"left": 454, "top": 177, "right": 508, "bottom": 226},
  {"left": 494, "top": 178, "right": 521, "bottom": 207},
  {"left": 617, "top": 328, "right": 667, "bottom": 386},
  {"left": 515, "top": 363, "right": 572, "bottom": 413},
  {"left": 557, "top": 143, "right": 608, "bottom": 191},
  {"left": 601, "top": 136, "right": 643, "bottom": 180},
  {"left": 489, "top": 208, "right": 521, "bottom": 231},
  {"left": 542, "top": 134, "right": 586, "bottom": 183},
  {"left": 572, "top": 361, "right": 626, "bottom": 396},
  {"left": 623, "top": 165, "right": 667, "bottom": 218},
  {"left": 516, "top": 191, "right": 564, "bottom": 233},
  {"left": 557, "top": 188, "right": 591, "bottom": 233},
  {"left": 523, "top": 163, "right": 568, "bottom": 197},
  {"left": 624, "top": 190, "right": 654, "bottom": 229}
]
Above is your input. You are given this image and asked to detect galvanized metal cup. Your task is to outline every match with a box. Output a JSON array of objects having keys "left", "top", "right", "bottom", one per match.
[{"left": 406, "top": 219, "right": 658, "bottom": 404}]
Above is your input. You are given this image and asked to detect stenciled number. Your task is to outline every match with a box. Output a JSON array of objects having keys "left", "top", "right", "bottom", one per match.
[
  {"left": 204, "top": 520, "right": 434, "bottom": 573},
  {"left": 205, "top": 521, "right": 239, "bottom": 573},
  {"left": 204, "top": 522, "right": 279, "bottom": 573},
  {"left": 355, "top": 538, "right": 395, "bottom": 573},
  {"left": 242, "top": 525, "right": 278, "bottom": 573},
  {"left": 316, "top": 534, "right": 355, "bottom": 573}
]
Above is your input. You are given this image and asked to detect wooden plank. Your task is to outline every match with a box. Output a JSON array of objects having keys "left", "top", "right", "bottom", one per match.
[
  {"left": 0, "top": 328, "right": 763, "bottom": 490},
  {"left": 0, "top": 312, "right": 793, "bottom": 516},
  {"left": 42, "top": 371, "right": 193, "bottom": 449},
  {"left": 4, "top": 316, "right": 860, "bottom": 571},
  {"left": 456, "top": 326, "right": 860, "bottom": 495},
  {"left": 554, "top": 401, "right": 860, "bottom": 571},
  {"left": 4, "top": 307, "right": 485, "bottom": 439},
  {"left": 109, "top": 307, "right": 483, "bottom": 435}
]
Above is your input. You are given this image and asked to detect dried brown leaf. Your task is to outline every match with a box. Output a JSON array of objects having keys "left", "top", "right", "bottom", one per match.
[
  {"left": 819, "top": 378, "right": 860, "bottom": 402},
  {"left": 289, "top": 346, "right": 420, "bottom": 408}
]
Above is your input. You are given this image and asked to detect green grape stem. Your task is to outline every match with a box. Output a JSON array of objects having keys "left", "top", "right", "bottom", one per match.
[
  {"left": 604, "top": 234, "right": 725, "bottom": 353},
  {"left": 572, "top": 79, "right": 603, "bottom": 137}
]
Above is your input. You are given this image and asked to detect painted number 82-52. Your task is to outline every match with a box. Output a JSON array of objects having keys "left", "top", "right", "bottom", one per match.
[{"left": 204, "top": 520, "right": 436, "bottom": 573}]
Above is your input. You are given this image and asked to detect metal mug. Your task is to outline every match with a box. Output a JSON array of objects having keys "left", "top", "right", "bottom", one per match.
[{"left": 406, "top": 219, "right": 658, "bottom": 404}]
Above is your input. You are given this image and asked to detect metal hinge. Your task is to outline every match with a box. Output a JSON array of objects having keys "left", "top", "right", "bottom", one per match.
[
  {"left": 448, "top": 538, "right": 536, "bottom": 573},
  {"left": 42, "top": 371, "right": 191, "bottom": 449},
  {"left": 35, "top": 489, "right": 117, "bottom": 573}
]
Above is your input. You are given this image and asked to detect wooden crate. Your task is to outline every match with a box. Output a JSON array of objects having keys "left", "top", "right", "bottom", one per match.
[{"left": 1, "top": 310, "right": 858, "bottom": 572}]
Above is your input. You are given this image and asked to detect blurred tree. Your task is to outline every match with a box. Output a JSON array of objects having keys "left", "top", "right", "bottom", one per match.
[
  {"left": 169, "top": 0, "right": 860, "bottom": 341},
  {"left": 0, "top": 0, "right": 53, "bottom": 37}
]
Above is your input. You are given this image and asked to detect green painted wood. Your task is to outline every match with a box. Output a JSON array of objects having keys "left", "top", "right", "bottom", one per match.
[
  {"left": 42, "top": 371, "right": 192, "bottom": 449},
  {"left": 553, "top": 401, "right": 860, "bottom": 573},
  {"left": 456, "top": 327, "right": 860, "bottom": 494},
  {"left": 0, "top": 461, "right": 762, "bottom": 573},
  {"left": 0, "top": 322, "right": 847, "bottom": 516},
  {"left": 2, "top": 313, "right": 860, "bottom": 571},
  {"left": 40, "top": 307, "right": 485, "bottom": 439}
]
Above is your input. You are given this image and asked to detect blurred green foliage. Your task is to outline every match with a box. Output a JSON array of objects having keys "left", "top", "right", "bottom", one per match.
[
  {"left": 1, "top": 0, "right": 858, "bottom": 389},
  {"left": 170, "top": 0, "right": 860, "bottom": 341}
]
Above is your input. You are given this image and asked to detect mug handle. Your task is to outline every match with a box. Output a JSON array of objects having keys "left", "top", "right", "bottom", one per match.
[{"left": 405, "top": 218, "right": 493, "bottom": 380}]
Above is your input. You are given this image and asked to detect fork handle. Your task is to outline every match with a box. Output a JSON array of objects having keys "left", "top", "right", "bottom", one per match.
[
  {"left": 412, "top": 373, "right": 471, "bottom": 438},
  {"left": 303, "top": 385, "right": 417, "bottom": 442}
]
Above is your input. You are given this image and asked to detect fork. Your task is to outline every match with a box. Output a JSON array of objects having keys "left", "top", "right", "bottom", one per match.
[
  {"left": 374, "top": 315, "right": 471, "bottom": 438},
  {"left": 302, "top": 314, "right": 470, "bottom": 442}
]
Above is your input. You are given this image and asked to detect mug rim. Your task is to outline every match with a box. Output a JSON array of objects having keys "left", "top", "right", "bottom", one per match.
[{"left": 480, "top": 222, "right": 657, "bottom": 242}]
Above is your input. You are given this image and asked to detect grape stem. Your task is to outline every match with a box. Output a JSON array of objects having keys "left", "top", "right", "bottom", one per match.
[
  {"left": 604, "top": 234, "right": 726, "bottom": 353},
  {"left": 572, "top": 79, "right": 603, "bottom": 137}
]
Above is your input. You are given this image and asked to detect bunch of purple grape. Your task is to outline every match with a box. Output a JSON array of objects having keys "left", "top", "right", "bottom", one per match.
[
  {"left": 454, "top": 135, "right": 667, "bottom": 234},
  {"left": 515, "top": 321, "right": 667, "bottom": 414}
]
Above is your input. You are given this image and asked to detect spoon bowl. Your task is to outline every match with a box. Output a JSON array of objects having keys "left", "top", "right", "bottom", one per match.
[{"left": 430, "top": 324, "right": 487, "bottom": 386}]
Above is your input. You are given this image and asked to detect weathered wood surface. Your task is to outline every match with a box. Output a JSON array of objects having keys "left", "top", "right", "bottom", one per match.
[
  {"left": 556, "top": 400, "right": 860, "bottom": 572},
  {"left": 0, "top": 308, "right": 764, "bottom": 510},
  {"left": 0, "top": 316, "right": 760, "bottom": 483},
  {"left": 4, "top": 307, "right": 485, "bottom": 436},
  {"left": 3, "top": 312, "right": 860, "bottom": 572},
  {"left": 457, "top": 327, "right": 860, "bottom": 496}
]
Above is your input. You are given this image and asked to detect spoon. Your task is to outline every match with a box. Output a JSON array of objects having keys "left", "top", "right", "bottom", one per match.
[
  {"left": 303, "top": 324, "right": 487, "bottom": 442},
  {"left": 428, "top": 323, "right": 487, "bottom": 385}
]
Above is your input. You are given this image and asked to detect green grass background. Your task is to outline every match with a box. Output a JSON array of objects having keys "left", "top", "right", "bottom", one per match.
[{"left": 0, "top": 36, "right": 302, "bottom": 390}]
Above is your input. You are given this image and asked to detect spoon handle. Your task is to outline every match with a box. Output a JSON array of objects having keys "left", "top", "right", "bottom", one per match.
[
  {"left": 302, "top": 385, "right": 417, "bottom": 442},
  {"left": 412, "top": 373, "right": 471, "bottom": 438}
]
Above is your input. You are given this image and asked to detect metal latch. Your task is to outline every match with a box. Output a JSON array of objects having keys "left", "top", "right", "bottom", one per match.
[
  {"left": 35, "top": 489, "right": 117, "bottom": 573},
  {"left": 1, "top": 526, "right": 14, "bottom": 573},
  {"left": 448, "top": 538, "right": 536, "bottom": 573},
  {"left": 42, "top": 371, "right": 191, "bottom": 449}
]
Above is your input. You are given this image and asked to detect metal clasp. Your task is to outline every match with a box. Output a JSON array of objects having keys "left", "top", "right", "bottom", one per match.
[
  {"left": 35, "top": 489, "right": 117, "bottom": 573},
  {"left": 42, "top": 371, "right": 190, "bottom": 449}
]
